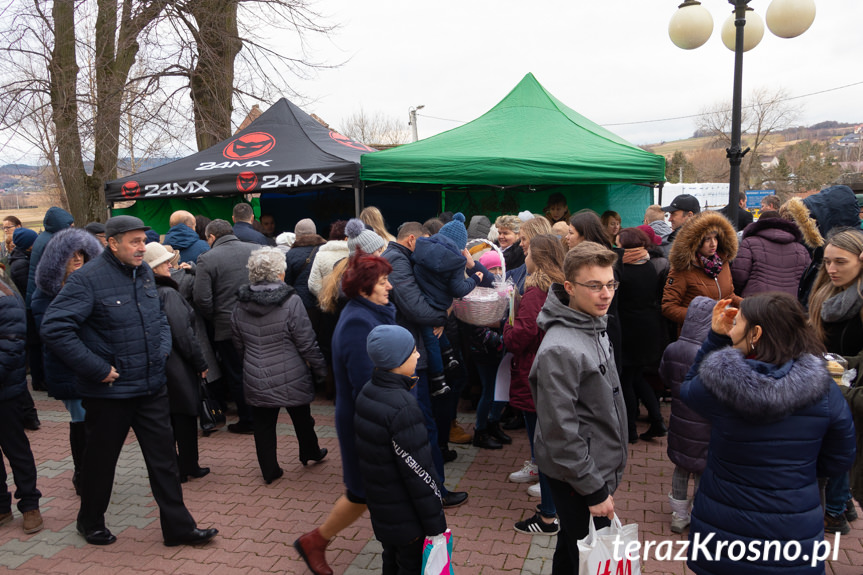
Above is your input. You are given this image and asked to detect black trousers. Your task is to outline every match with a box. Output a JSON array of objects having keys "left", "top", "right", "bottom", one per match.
[
  {"left": 78, "top": 387, "right": 196, "bottom": 539},
  {"left": 251, "top": 404, "right": 320, "bottom": 481},
  {"left": 547, "top": 475, "right": 611, "bottom": 575},
  {"left": 0, "top": 395, "right": 41, "bottom": 513},
  {"left": 214, "top": 340, "right": 252, "bottom": 425},
  {"left": 621, "top": 364, "right": 662, "bottom": 437},
  {"left": 382, "top": 537, "right": 424, "bottom": 575},
  {"left": 170, "top": 413, "right": 200, "bottom": 476}
]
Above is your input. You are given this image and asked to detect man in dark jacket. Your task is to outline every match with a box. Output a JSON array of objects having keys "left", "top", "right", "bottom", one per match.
[
  {"left": 355, "top": 325, "right": 447, "bottom": 573},
  {"left": 382, "top": 222, "right": 468, "bottom": 508},
  {"left": 164, "top": 210, "right": 209, "bottom": 264},
  {"left": 0, "top": 271, "right": 43, "bottom": 535},
  {"left": 231, "top": 203, "right": 270, "bottom": 246},
  {"left": 718, "top": 190, "right": 754, "bottom": 231},
  {"left": 40, "top": 215, "right": 217, "bottom": 547},
  {"left": 194, "top": 219, "right": 258, "bottom": 434}
]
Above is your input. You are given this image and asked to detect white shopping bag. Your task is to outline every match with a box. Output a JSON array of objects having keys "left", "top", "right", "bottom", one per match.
[
  {"left": 494, "top": 352, "right": 513, "bottom": 402},
  {"left": 577, "top": 514, "right": 641, "bottom": 575}
]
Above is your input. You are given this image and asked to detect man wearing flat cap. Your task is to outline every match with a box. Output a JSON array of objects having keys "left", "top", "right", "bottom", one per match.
[{"left": 40, "top": 215, "right": 218, "bottom": 547}]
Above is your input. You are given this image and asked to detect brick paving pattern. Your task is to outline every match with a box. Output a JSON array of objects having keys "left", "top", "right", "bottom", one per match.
[{"left": 2, "top": 391, "right": 861, "bottom": 574}]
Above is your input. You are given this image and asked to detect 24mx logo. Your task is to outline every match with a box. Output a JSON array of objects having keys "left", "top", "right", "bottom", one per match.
[
  {"left": 260, "top": 173, "right": 336, "bottom": 189},
  {"left": 196, "top": 160, "right": 271, "bottom": 171},
  {"left": 223, "top": 132, "right": 276, "bottom": 160},
  {"left": 143, "top": 181, "right": 211, "bottom": 197}
]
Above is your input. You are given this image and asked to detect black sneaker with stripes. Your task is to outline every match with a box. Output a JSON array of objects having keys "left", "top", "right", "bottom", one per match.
[{"left": 514, "top": 512, "right": 560, "bottom": 535}]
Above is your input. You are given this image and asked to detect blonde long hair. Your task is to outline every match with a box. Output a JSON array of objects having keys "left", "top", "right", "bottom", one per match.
[
  {"left": 318, "top": 257, "right": 349, "bottom": 314},
  {"left": 524, "top": 234, "right": 566, "bottom": 292},
  {"left": 360, "top": 206, "right": 395, "bottom": 243},
  {"left": 808, "top": 228, "right": 863, "bottom": 341}
]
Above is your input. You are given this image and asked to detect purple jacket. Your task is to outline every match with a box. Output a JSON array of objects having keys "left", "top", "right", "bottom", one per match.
[
  {"left": 731, "top": 217, "right": 810, "bottom": 298},
  {"left": 660, "top": 296, "right": 713, "bottom": 474}
]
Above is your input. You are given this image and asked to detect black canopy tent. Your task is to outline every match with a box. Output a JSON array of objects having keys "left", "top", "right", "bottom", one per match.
[{"left": 105, "top": 98, "right": 375, "bottom": 216}]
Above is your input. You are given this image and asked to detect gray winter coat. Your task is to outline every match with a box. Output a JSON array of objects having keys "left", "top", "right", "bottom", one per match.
[
  {"left": 231, "top": 282, "right": 327, "bottom": 408},
  {"left": 529, "top": 283, "right": 628, "bottom": 505},
  {"left": 193, "top": 234, "right": 258, "bottom": 341},
  {"left": 661, "top": 296, "right": 713, "bottom": 474}
]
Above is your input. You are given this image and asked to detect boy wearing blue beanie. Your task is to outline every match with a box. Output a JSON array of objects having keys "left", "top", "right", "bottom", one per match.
[
  {"left": 354, "top": 325, "right": 447, "bottom": 574},
  {"left": 411, "top": 213, "right": 489, "bottom": 396}
]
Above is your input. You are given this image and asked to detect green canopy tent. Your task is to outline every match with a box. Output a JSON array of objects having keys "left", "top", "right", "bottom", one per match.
[{"left": 360, "top": 73, "right": 666, "bottom": 226}]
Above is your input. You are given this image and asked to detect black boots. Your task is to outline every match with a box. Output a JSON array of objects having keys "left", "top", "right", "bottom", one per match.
[
  {"left": 429, "top": 373, "right": 451, "bottom": 397},
  {"left": 639, "top": 420, "right": 668, "bottom": 441},
  {"left": 441, "top": 346, "right": 460, "bottom": 371},
  {"left": 473, "top": 430, "right": 502, "bottom": 450},
  {"left": 488, "top": 421, "right": 512, "bottom": 445}
]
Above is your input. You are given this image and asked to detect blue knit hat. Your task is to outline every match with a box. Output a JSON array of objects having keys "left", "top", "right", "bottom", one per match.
[
  {"left": 438, "top": 212, "right": 468, "bottom": 250},
  {"left": 12, "top": 228, "right": 37, "bottom": 251},
  {"left": 366, "top": 325, "right": 416, "bottom": 370}
]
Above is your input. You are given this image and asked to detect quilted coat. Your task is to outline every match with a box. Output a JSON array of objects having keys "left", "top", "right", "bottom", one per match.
[
  {"left": 681, "top": 330, "right": 855, "bottom": 575},
  {"left": 231, "top": 282, "right": 327, "bottom": 408},
  {"left": 39, "top": 248, "right": 171, "bottom": 399},
  {"left": 164, "top": 223, "right": 209, "bottom": 264},
  {"left": 732, "top": 217, "right": 810, "bottom": 297},
  {"left": 0, "top": 276, "right": 27, "bottom": 401},
  {"left": 284, "top": 234, "right": 327, "bottom": 309},
  {"left": 31, "top": 228, "right": 104, "bottom": 399},
  {"left": 354, "top": 369, "right": 447, "bottom": 545},
  {"left": 660, "top": 296, "right": 713, "bottom": 474},
  {"left": 412, "top": 234, "right": 485, "bottom": 311}
]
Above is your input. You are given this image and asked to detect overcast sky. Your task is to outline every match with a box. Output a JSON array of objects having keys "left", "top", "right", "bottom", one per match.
[
  {"left": 289, "top": 0, "right": 863, "bottom": 146},
  {"left": 2, "top": 0, "right": 861, "bottom": 165}
]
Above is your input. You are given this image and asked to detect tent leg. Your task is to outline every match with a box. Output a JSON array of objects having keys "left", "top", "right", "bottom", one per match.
[{"left": 354, "top": 183, "right": 362, "bottom": 217}]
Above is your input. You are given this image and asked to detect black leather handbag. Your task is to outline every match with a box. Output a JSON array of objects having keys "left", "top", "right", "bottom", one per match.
[{"left": 199, "top": 377, "right": 225, "bottom": 434}]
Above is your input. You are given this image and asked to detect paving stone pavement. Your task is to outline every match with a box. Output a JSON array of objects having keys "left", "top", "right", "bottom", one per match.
[{"left": 3, "top": 391, "right": 861, "bottom": 574}]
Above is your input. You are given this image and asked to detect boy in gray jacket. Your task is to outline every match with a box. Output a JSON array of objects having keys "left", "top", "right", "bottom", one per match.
[{"left": 529, "top": 241, "right": 628, "bottom": 572}]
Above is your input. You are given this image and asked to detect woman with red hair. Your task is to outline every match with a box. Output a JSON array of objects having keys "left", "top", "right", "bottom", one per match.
[{"left": 295, "top": 251, "right": 395, "bottom": 575}]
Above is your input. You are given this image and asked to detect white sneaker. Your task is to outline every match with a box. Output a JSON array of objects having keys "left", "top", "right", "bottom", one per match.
[
  {"left": 527, "top": 483, "right": 541, "bottom": 497},
  {"left": 509, "top": 461, "right": 539, "bottom": 483}
]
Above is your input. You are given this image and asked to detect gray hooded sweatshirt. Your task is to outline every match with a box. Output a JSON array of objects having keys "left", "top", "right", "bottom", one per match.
[{"left": 529, "top": 283, "right": 628, "bottom": 505}]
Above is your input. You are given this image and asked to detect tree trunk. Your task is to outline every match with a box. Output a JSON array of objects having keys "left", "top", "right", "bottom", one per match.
[{"left": 188, "top": 0, "right": 242, "bottom": 151}]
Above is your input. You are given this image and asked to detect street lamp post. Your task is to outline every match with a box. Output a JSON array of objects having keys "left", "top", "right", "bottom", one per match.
[
  {"left": 408, "top": 105, "right": 425, "bottom": 142},
  {"left": 668, "top": 0, "right": 816, "bottom": 228}
]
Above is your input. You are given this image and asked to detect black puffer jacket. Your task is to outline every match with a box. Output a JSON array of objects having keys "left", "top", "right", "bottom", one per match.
[
  {"left": 231, "top": 282, "right": 326, "bottom": 408},
  {"left": 0, "top": 276, "right": 27, "bottom": 401},
  {"left": 354, "top": 369, "right": 447, "bottom": 545},
  {"left": 8, "top": 247, "right": 29, "bottom": 295},
  {"left": 157, "top": 275, "right": 207, "bottom": 415},
  {"left": 40, "top": 248, "right": 171, "bottom": 398}
]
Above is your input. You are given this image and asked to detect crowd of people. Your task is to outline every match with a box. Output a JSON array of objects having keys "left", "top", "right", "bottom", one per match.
[{"left": 0, "top": 185, "right": 862, "bottom": 574}]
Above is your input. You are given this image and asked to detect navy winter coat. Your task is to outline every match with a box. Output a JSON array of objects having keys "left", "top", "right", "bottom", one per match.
[
  {"left": 40, "top": 248, "right": 171, "bottom": 399},
  {"left": 284, "top": 235, "right": 326, "bottom": 309},
  {"left": 412, "top": 234, "right": 485, "bottom": 311},
  {"left": 164, "top": 223, "right": 209, "bottom": 264},
  {"left": 355, "top": 369, "right": 447, "bottom": 545},
  {"left": 382, "top": 242, "right": 448, "bottom": 372},
  {"left": 8, "top": 247, "right": 29, "bottom": 295},
  {"left": 0, "top": 277, "right": 28, "bottom": 401},
  {"left": 233, "top": 221, "right": 271, "bottom": 246},
  {"left": 31, "top": 228, "right": 104, "bottom": 400},
  {"left": 25, "top": 206, "right": 74, "bottom": 307},
  {"left": 332, "top": 296, "right": 396, "bottom": 498},
  {"left": 681, "top": 330, "right": 855, "bottom": 575},
  {"left": 661, "top": 296, "right": 713, "bottom": 474}
]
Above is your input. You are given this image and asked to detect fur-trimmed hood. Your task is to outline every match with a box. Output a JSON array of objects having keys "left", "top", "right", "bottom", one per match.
[
  {"left": 236, "top": 282, "right": 296, "bottom": 316},
  {"left": 35, "top": 228, "right": 104, "bottom": 296},
  {"left": 669, "top": 211, "right": 738, "bottom": 272},
  {"left": 699, "top": 348, "right": 829, "bottom": 422},
  {"left": 782, "top": 197, "right": 824, "bottom": 249},
  {"left": 740, "top": 216, "right": 803, "bottom": 244},
  {"left": 291, "top": 234, "right": 326, "bottom": 248}
]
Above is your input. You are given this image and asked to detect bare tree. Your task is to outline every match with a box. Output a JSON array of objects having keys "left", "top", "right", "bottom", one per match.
[
  {"left": 339, "top": 109, "right": 410, "bottom": 147},
  {"left": 696, "top": 87, "right": 800, "bottom": 191}
]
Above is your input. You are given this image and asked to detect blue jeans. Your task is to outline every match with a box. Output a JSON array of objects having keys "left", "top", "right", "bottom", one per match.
[
  {"left": 420, "top": 326, "right": 449, "bottom": 375},
  {"left": 524, "top": 411, "right": 557, "bottom": 519},
  {"left": 474, "top": 356, "right": 504, "bottom": 431},
  {"left": 825, "top": 473, "right": 851, "bottom": 517},
  {"left": 63, "top": 399, "right": 86, "bottom": 423}
]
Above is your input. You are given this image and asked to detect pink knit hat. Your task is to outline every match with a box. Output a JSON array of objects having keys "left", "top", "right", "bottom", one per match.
[{"left": 479, "top": 250, "right": 503, "bottom": 270}]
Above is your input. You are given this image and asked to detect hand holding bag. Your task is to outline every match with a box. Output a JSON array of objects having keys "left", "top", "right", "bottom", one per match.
[
  {"left": 421, "top": 529, "right": 453, "bottom": 575},
  {"left": 199, "top": 377, "right": 225, "bottom": 433},
  {"left": 577, "top": 514, "right": 641, "bottom": 575}
]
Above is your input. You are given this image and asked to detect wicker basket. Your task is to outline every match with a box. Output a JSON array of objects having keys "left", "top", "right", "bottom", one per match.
[{"left": 452, "top": 239, "right": 513, "bottom": 327}]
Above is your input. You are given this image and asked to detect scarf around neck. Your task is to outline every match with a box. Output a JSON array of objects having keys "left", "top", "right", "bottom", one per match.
[
  {"left": 821, "top": 285, "right": 863, "bottom": 323},
  {"left": 698, "top": 252, "right": 723, "bottom": 279}
]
